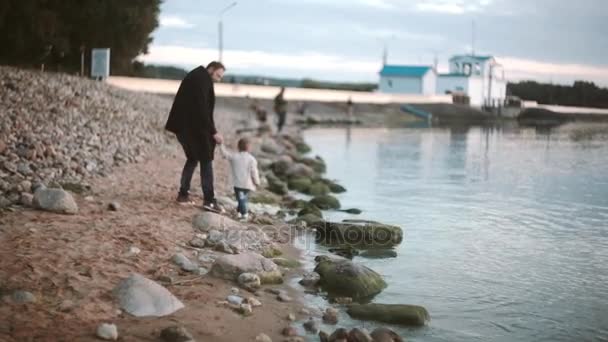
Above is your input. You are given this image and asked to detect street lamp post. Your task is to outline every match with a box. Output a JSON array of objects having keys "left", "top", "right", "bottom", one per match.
[{"left": 218, "top": 2, "right": 237, "bottom": 62}]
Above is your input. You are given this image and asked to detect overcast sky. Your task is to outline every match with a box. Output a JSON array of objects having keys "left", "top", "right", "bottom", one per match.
[{"left": 140, "top": 0, "right": 608, "bottom": 85}]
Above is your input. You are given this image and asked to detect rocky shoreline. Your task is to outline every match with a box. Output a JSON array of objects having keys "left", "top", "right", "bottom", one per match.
[{"left": 0, "top": 67, "right": 427, "bottom": 341}]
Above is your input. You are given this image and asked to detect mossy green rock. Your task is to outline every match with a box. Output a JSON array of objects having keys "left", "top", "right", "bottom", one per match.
[
  {"left": 288, "top": 177, "right": 312, "bottom": 192},
  {"left": 266, "top": 173, "right": 289, "bottom": 195},
  {"left": 250, "top": 190, "right": 282, "bottom": 205},
  {"left": 305, "top": 182, "right": 330, "bottom": 196},
  {"left": 272, "top": 257, "right": 301, "bottom": 268},
  {"left": 346, "top": 303, "right": 430, "bottom": 327},
  {"left": 295, "top": 142, "right": 312, "bottom": 154},
  {"left": 289, "top": 214, "right": 325, "bottom": 227},
  {"left": 271, "top": 159, "right": 292, "bottom": 177},
  {"left": 300, "top": 157, "right": 326, "bottom": 174},
  {"left": 316, "top": 220, "right": 403, "bottom": 248},
  {"left": 310, "top": 195, "right": 341, "bottom": 210},
  {"left": 314, "top": 257, "right": 386, "bottom": 299},
  {"left": 298, "top": 205, "right": 323, "bottom": 218}
]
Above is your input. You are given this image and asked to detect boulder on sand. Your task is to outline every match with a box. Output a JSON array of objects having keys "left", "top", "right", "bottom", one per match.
[
  {"left": 298, "top": 205, "right": 323, "bottom": 218},
  {"left": 314, "top": 256, "right": 386, "bottom": 299},
  {"left": 286, "top": 163, "right": 316, "bottom": 178},
  {"left": 266, "top": 172, "right": 289, "bottom": 195},
  {"left": 309, "top": 195, "right": 341, "bottom": 210},
  {"left": 300, "top": 156, "right": 326, "bottom": 174},
  {"left": 347, "top": 303, "right": 430, "bottom": 327},
  {"left": 113, "top": 273, "right": 184, "bottom": 317},
  {"left": 211, "top": 252, "right": 283, "bottom": 284},
  {"left": 33, "top": 187, "right": 78, "bottom": 214},
  {"left": 192, "top": 211, "right": 243, "bottom": 232},
  {"left": 315, "top": 219, "right": 403, "bottom": 249}
]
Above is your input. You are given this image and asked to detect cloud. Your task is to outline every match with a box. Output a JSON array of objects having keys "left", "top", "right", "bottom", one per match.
[
  {"left": 139, "top": 45, "right": 380, "bottom": 75},
  {"left": 159, "top": 15, "right": 195, "bottom": 29},
  {"left": 415, "top": 0, "right": 494, "bottom": 14},
  {"left": 354, "top": 25, "right": 445, "bottom": 43},
  {"left": 358, "top": 0, "right": 395, "bottom": 10}
]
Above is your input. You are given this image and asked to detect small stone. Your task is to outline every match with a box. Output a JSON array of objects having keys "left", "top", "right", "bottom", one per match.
[
  {"left": 333, "top": 297, "right": 353, "bottom": 305},
  {"left": 282, "top": 326, "right": 298, "bottom": 337},
  {"left": 11, "top": 290, "right": 36, "bottom": 304},
  {"left": 299, "top": 272, "right": 320, "bottom": 287},
  {"left": 19, "top": 192, "right": 34, "bottom": 207},
  {"left": 84, "top": 196, "right": 95, "bottom": 202},
  {"left": 322, "top": 307, "right": 339, "bottom": 325},
  {"left": 231, "top": 287, "right": 240, "bottom": 295},
  {"left": 195, "top": 267, "right": 209, "bottom": 276},
  {"left": 59, "top": 299, "right": 76, "bottom": 312},
  {"left": 197, "top": 254, "right": 215, "bottom": 263},
  {"left": 319, "top": 331, "right": 330, "bottom": 342},
  {"left": 328, "top": 328, "right": 348, "bottom": 341},
  {"left": 287, "top": 313, "right": 296, "bottom": 321},
  {"left": 227, "top": 295, "right": 243, "bottom": 305},
  {"left": 277, "top": 291, "right": 293, "bottom": 303},
  {"left": 238, "top": 272, "right": 261, "bottom": 290},
  {"left": 255, "top": 333, "right": 272, "bottom": 342},
  {"left": 370, "top": 327, "right": 403, "bottom": 342},
  {"left": 239, "top": 303, "right": 253, "bottom": 316},
  {"left": 303, "top": 318, "right": 319, "bottom": 334},
  {"left": 215, "top": 240, "right": 237, "bottom": 254},
  {"left": 19, "top": 180, "right": 32, "bottom": 193},
  {"left": 0, "top": 140, "right": 6, "bottom": 154},
  {"left": 347, "top": 328, "right": 373, "bottom": 342},
  {"left": 108, "top": 201, "right": 120, "bottom": 211},
  {"left": 172, "top": 253, "right": 198, "bottom": 272},
  {"left": 265, "top": 288, "right": 282, "bottom": 295},
  {"left": 189, "top": 236, "right": 207, "bottom": 248},
  {"left": 96, "top": 323, "right": 118, "bottom": 341},
  {"left": 124, "top": 246, "right": 141, "bottom": 257},
  {"left": 160, "top": 325, "right": 194, "bottom": 342},
  {"left": 157, "top": 275, "right": 174, "bottom": 284},
  {"left": 299, "top": 308, "right": 311, "bottom": 315},
  {"left": 247, "top": 297, "right": 262, "bottom": 307}
]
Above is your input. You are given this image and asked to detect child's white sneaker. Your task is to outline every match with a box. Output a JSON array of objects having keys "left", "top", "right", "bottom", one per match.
[{"left": 241, "top": 213, "right": 249, "bottom": 222}]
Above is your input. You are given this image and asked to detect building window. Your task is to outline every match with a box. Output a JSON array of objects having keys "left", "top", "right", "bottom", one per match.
[
  {"left": 463, "top": 63, "right": 472, "bottom": 76},
  {"left": 454, "top": 62, "right": 460, "bottom": 72},
  {"left": 474, "top": 63, "right": 481, "bottom": 75},
  {"left": 388, "top": 79, "right": 393, "bottom": 88}
]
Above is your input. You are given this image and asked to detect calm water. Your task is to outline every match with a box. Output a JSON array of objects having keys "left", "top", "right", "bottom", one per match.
[{"left": 301, "top": 125, "right": 608, "bottom": 342}]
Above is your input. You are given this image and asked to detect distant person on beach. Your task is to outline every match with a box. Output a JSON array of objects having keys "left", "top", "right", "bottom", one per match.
[
  {"left": 346, "top": 97, "right": 354, "bottom": 120},
  {"left": 165, "top": 61, "right": 225, "bottom": 212},
  {"left": 296, "top": 102, "right": 308, "bottom": 116},
  {"left": 274, "top": 87, "right": 288, "bottom": 133},
  {"left": 219, "top": 138, "right": 260, "bottom": 221}
]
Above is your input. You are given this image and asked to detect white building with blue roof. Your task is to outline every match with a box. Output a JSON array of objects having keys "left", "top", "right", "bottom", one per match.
[
  {"left": 379, "top": 54, "right": 507, "bottom": 107},
  {"left": 436, "top": 55, "right": 506, "bottom": 107},
  {"left": 378, "top": 65, "right": 437, "bottom": 96}
]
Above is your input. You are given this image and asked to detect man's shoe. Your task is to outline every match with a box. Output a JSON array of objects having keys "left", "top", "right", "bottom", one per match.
[
  {"left": 203, "top": 199, "right": 225, "bottom": 213},
  {"left": 176, "top": 193, "right": 194, "bottom": 205}
]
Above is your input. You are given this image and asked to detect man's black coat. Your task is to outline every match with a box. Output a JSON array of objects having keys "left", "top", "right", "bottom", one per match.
[{"left": 165, "top": 66, "right": 217, "bottom": 162}]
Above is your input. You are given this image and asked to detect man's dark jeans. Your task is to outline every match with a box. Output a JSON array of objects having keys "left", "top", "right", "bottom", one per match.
[{"left": 177, "top": 134, "right": 214, "bottom": 203}]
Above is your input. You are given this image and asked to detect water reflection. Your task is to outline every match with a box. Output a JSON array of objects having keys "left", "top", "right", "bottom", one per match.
[{"left": 304, "top": 124, "right": 608, "bottom": 342}]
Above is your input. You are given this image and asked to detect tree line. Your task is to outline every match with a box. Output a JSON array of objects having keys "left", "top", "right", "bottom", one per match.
[
  {"left": 508, "top": 80, "right": 608, "bottom": 109},
  {"left": 0, "top": 0, "right": 160, "bottom": 75}
]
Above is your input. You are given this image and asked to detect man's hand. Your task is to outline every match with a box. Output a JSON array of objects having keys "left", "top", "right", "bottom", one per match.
[{"left": 213, "top": 133, "right": 223, "bottom": 144}]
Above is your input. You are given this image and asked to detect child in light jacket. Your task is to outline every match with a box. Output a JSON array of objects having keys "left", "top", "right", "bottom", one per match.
[{"left": 219, "top": 137, "right": 260, "bottom": 220}]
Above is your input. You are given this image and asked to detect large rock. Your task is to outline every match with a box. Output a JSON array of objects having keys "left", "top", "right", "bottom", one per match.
[
  {"left": 113, "top": 273, "right": 184, "bottom": 317},
  {"left": 211, "top": 252, "right": 283, "bottom": 284},
  {"left": 298, "top": 205, "right": 323, "bottom": 218},
  {"left": 314, "top": 256, "right": 386, "bottom": 299},
  {"left": 249, "top": 190, "right": 282, "bottom": 205},
  {"left": 309, "top": 195, "right": 341, "bottom": 210},
  {"left": 271, "top": 156, "right": 293, "bottom": 177},
  {"left": 261, "top": 138, "right": 282, "bottom": 155},
  {"left": 315, "top": 219, "right": 403, "bottom": 249},
  {"left": 286, "top": 163, "right": 316, "bottom": 178},
  {"left": 300, "top": 156, "right": 326, "bottom": 174},
  {"left": 322, "top": 179, "right": 346, "bottom": 194},
  {"left": 347, "top": 303, "right": 430, "bottom": 327},
  {"left": 287, "top": 177, "right": 312, "bottom": 193},
  {"left": 266, "top": 173, "right": 289, "bottom": 195},
  {"left": 192, "top": 211, "right": 242, "bottom": 232},
  {"left": 304, "top": 182, "right": 330, "bottom": 196},
  {"left": 33, "top": 187, "right": 78, "bottom": 214}
]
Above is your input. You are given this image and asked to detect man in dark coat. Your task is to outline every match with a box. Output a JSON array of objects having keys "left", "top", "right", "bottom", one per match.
[
  {"left": 274, "top": 87, "right": 288, "bottom": 133},
  {"left": 165, "top": 61, "right": 225, "bottom": 212}
]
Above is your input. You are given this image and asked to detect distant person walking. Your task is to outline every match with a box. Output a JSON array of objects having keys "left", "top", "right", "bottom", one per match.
[
  {"left": 165, "top": 61, "right": 226, "bottom": 212},
  {"left": 346, "top": 97, "right": 354, "bottom": 120},
  {"left": 274, "top": 87, "right": 288, "bottom": 133}
]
